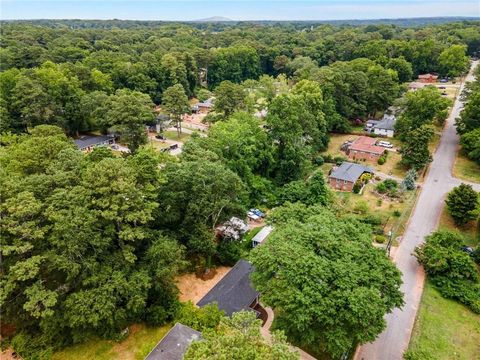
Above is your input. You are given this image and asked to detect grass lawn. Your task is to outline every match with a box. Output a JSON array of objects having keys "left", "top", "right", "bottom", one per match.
[
  {"left": 145, "top": 139, "right": 170, "bottom": 151},
  {"left": 334, "top": 183, "right": 418, "bottom": 241},
  {"left": 163, "top": 130, "right": 192, "bottom": 142},
  {"left": 407, "top": 282, "right": 480, "bottom": 360},
  {"left": 52, "top": 323, "right": 171, "bottom": 360},
  {"left": 323, "top": 134, "right": 406, "bottom": 178},
  {"left": 438, "top": 207, "right": 479, "bottom": 247},
  {"left": 454, "top": 153, "right": 480, "bottom": 183}
]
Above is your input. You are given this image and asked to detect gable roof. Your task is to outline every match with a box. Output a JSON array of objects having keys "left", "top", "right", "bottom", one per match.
[
  {"left": 144, "top": 323, "right": 201, "bottom": 360},
  {"left": 329, "top": 162, "right": 374, "bottom": 183},
  {"left": 252, "top": 225, "right": 273, "bottom": 245},
  {"left": 197, "top": 259, "right": 259, "bottom": 316},
  {"left": 349, "top": 136, "right": 385, "bottom": 155},
  {"left": 374, "top": 114, "right": 396, "bottom": 131},
  {"left": 418, "top": 73, "right": 438, "bottom": 79},
  {"left": 75, "top": 135, "right": 114, "bottom": 149}
]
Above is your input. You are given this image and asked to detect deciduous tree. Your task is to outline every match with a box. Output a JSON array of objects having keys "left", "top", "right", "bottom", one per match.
[
  {"left": 250, "top": 203, "right": 404, "bottom": 358},
  {"left": 445, "top": 184, "right": 478, "bottom": 226}
]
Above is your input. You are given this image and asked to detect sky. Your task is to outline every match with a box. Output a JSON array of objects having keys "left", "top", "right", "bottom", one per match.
[{"left": 1, "top": 0, "right": 479, "bottom": 21}]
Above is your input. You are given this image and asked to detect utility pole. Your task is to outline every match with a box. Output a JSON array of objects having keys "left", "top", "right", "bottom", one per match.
[{"left": 386, "top": 230, "right": 393, "bottom": 257}]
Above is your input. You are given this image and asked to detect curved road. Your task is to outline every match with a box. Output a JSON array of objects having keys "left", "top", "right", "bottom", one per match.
[{"left": 356, "top": 60, "right": 479, "bottom": 360}]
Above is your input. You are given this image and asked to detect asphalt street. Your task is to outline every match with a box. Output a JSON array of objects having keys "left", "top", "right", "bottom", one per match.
[{"left": 356, "top": 60, "right": 479, "bottom": 360}]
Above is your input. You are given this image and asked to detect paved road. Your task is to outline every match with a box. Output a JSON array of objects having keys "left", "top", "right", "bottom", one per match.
[{"left": 356, "top": 60, "right": 479, "bottom": 360}]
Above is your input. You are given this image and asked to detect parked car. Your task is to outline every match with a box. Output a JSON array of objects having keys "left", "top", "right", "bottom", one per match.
[
  {"left": 169, "top": 144, "right": 178, "bottom": 150},
  {"left": 441, "top": 92, "right": 448, "bottom": 96},
  {"left": 438, "top": 86, "right": 446, "bottom": 89},
  {"left": 440, "top": 78, "right": 448, "bottom": 83},
  {"left": 247, "top": 211, "right": 260, "bottom": 221},
  {"left": 461, "top": 246, "right": 474, "bottom": 255},
  {"left": 155, "top": 134, "right": 166, "bottom": 140},
  {"left": 377, "top": 140, "right": 393, "bottom": 148},
  {"left": 250, "top": 208, "right": 265, "bottom": 218}
]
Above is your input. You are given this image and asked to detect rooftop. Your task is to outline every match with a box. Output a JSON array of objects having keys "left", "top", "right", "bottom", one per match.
[
  {"left": 349, "top": 136, "right": 385, "bottom": 155},
  {"left": 374, "top": 114, "right": 396, "bottom": 131},
  {"left": 329, "top": 162, "right": 374, "bottom": 183},
  {"left": 197, "top": 259, "right": 259, "bottom": 316},
  {"left": 74, "top": 135, "right": 114, "bottom": 149},
  {"left": 252, "top": 225, "right": 273, "bottom": 246},
  {"left": 144, "top": 323, "right": 201, "bottom": 360}
]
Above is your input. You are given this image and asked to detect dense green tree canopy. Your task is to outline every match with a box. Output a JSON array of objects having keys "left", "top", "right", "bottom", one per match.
[
  {"left": 0, "top": 127, "right": 184, "bottom": 355},
  {"left": 396, "top": 86, "right": 451, "bottom": 138},
  {"left": 445, "top": 184, "right": 479, "bottom": 226},
  {"left": 437, "top": 45, "right": 470, "bottom": 77},
  {"left": 162, "top": 83, "right": 191, "bottom": 136},
  {"left": 250, "top": 203, "right": 404, "bottom": 358},
  {"left": 184, "top": 311, "right": 299, "bottom": 360},
  {"left": 415, "top": 231, "right": 480, "bottom": 313},
  {"left": 400, "top": 124, "right": 435, "bottom": 169}
]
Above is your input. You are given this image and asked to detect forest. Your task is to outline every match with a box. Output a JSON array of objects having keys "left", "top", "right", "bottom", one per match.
[{"left": 1, "top": 19, "right": 479, "bottom": 359}]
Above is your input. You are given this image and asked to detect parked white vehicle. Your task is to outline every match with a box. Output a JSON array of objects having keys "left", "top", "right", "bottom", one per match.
[{"left": 377, "top": 140, "right": 394, "bottom": 148}]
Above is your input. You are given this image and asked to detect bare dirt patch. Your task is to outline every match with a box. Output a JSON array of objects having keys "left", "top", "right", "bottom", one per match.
[{"left": 176, "top": 266, "right": 231, "bottom": 304}]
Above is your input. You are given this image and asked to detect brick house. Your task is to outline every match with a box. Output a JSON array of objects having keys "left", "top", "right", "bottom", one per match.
[
  {"left": 328, "top": 162, "right": 374, "bottom": 192},
  {"left": 346, "top": 136, "right": 386, "bottom": 162},
  {"left": 418, "top": 73, "right": 438, "bottom": 83}
]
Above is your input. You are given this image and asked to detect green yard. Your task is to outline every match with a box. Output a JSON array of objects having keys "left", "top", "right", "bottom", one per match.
[
  {"left": 407, "top": 282, "right": 480, "bottom": 360},
  {"left": 334, "top": 182, "right": 418, "bottom": 240},
  {"left": 438, "top": 207, "right": 479, "bottom": 247},
  {"left": 323, "top": 134, "right": 406, "bottom": 178},
  {"left": 453, "top": 153, "right": 480, "bottom": 183},
  {"left": 163, "top": 130, "right": 192, "bottom": 142},
  {"left": 52, "top": 323, "right": 171, "bottom": 360}
]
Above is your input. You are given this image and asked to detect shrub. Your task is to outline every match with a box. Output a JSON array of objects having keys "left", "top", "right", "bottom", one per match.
[
  {"left": 314, "top": 155, "right": 324, "bottom": 166},
  {"left": 353, "top": 200, "right": 369, "bottom": 214},
  {"left": 401, "top": 169, "right": 417, "bottom": 190},
  {"left": 377, "top": 155, "right": 386, "bottom": 165},
  {"left": 415, "top": 230, "right": 480, "bottom": 313},
  {"left": 376, "top": 182, "right": 387, "bottom": 194},
  {"left": 323, "top": 154, "right": 334, "bottom": 163},
  {"left": 145, "top": 305, "right": 169, "bottom": 326},
  {"left": 445, "top": 184, "right": 479, "bottom": 226},
  {"left": 383, "top": 179, "right": 398, "bottom": 190},
  {"left": 376, "top": 198, "right": 383, "bottom": 206},
  {"left": 361, "top": 215, "right": 383, "bottom": 226},
  {"left": 375, "top": 235, "right": 387, "bottom": 244},
  {"left": 393, "top": 210, "right": 401, "bottom": 217},
  {"left": 175, "top": 302, "right": 225, "bottom": 332},
  {"left": 217, "top": 241, "right": 242, "bottom": 266},
  {"left": 334, "top": 156, "right": 347, "bottom": 165},
  {"left": 352, "top": 181, "right": 362, "bottom": 194}
]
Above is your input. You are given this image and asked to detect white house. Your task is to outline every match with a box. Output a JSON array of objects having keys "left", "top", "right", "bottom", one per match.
[{"left": 365, "top": 114, "right": 396, "bottom": 138}]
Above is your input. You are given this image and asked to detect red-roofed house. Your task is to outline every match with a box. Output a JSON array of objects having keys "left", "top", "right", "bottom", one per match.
[
  {"left": 346, "top": 136, "right": 386, "bottom": 162},
  {"left": 418, "top": 73, "right": 438, "bottom": 83}
]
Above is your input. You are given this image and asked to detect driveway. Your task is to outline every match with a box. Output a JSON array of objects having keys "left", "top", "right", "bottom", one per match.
[{"left": 355, "top": 60, "right": 479, "bottom": 360}]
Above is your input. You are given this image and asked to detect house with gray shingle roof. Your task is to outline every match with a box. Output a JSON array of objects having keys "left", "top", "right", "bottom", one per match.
[
  {"left": 328, "top": 162, "right": 374, "bottom": 192},
  {"left": 365, "top": 114, "right": 396, "bottom": 138},
  {"left": 197, "top": 259, "right": 260, "bottom": 317},
  {"left": 144, "top": 323, "right": 201, "bottom": 360}
]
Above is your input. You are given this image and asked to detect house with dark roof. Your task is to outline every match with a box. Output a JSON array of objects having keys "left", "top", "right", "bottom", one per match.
[
  {"left": 75, "top": 135, "right": 115, "bottom": 152},
  {"left": 328, "top": 162, "right": 374, "bottom": 192},
  {"left": 346, "top": 136, "right": 386, "bottom": 162},
  {"left": 197, "top": 259, "right": 260, "bottom": 317},
  {"left": 365, "top": 114, "right": 396, "bottom": 138},
  {"left": 144, "top": 323, "right": 201, "bottom": 360}
]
